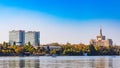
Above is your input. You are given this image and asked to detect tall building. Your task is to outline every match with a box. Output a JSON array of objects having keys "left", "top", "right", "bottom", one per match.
[
  {"left": 90, "top": 29, "right": 113, "bottom": 47},
  {"left": 25, "top": 31, "right": 40, "bottom": 46},
  {"left": 9, "top": 30, "right": 25, "bottom": 45}
]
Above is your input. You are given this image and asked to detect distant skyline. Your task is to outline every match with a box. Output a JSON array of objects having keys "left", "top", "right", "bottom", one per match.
[{"left": 0, "top": 0, "right": 120, "bottom": 45}]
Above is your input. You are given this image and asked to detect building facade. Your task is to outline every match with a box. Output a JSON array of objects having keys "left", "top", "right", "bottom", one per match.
[
  {"left": 9, "top": 30, "right": 40, "bottom": 46},
  {"left": 90, "top": 29, "right": 113, "bottom": 47},
  {"left": 9, "top": 30, "right": 25, "bottom": 45},
  {"left": 25, "top": 31, "right": 40, "bottom": 46}
]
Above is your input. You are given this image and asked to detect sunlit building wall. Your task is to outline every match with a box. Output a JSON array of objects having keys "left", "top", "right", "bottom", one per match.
[
  {"left": 9, "top": 30, "right": 25, "bottom": 45},
  {"left": 25, "top": 31, "right": 40, "bottom": 46}
]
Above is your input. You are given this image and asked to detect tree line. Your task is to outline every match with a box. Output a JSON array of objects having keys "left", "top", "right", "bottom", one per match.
[{"left": 0, "top": 42, "right": 120, "bottom": 56}]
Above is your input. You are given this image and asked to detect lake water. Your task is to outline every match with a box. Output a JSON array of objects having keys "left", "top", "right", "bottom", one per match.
[{"left": 0, "top": 56, "right": 119, "bottom": 68}]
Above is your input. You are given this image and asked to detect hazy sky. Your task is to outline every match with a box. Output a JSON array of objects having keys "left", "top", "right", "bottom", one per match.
[{"left": 0, "top": 0, "right": 120, "bottom": 45}]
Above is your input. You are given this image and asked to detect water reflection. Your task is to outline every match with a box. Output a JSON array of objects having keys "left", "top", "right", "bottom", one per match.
[
  {"left": 19, "top": 59, "right": 25, "bottom": 68},
  {"left": 0, "top": 56, "right": 119, "bottom": 68}
]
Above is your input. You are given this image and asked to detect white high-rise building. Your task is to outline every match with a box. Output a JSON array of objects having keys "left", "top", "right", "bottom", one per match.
[
  {"left": 25, "top": 31, "right": 40, "bottom": 46},
  {"left": 9, "top": 30, "right": 25, "bottom": 45}
]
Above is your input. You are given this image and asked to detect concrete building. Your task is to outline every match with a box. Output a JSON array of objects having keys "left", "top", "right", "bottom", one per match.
[
  {"left": 9, "top": 30, "right": 25, "bottom": 45},
  {"left": 90, "top": 29, "right": 113, "bottom": 47},
  {"left": 25, "top": 31, "right": 40, "bottom": 46}
]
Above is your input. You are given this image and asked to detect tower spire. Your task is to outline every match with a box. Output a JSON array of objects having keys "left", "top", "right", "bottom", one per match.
[{"left": 100, "top": 27, "right": 102, "bottom": 36}]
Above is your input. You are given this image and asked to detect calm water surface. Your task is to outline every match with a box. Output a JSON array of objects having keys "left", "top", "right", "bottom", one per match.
[{"left": 0, "top": 56, "right": 119, "bottom": 68}]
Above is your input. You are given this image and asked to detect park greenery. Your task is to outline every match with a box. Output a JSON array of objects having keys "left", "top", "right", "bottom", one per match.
[{"left": 0, "top": 42, "right": 120, "bottom": 56}]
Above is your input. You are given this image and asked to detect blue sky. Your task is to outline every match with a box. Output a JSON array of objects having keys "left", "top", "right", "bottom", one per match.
[{"left": 0, "top": 0, "right": 120, "bottom": 45}]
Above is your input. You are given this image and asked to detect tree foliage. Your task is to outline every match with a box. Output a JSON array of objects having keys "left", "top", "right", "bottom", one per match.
[{"left": 0, "top": 42, "right": 120, "bottom": 56}]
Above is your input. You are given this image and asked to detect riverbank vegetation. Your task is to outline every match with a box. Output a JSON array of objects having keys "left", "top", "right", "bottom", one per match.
[{"left": 0, "top": 42, "right": 120, "bottom": 56}]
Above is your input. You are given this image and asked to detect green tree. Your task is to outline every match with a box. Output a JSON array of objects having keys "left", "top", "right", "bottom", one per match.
[
  {"left": 28, "top": 42, "right": 31, "bottom": 46},
  {"left": 89, "top": 44, "right": 96, "bottom": 55},
  {"left": 13, "top": 41, "right": 16, "bottom": 46},
  {"left": 50, "top": 49, "right": 57, "bottom": 54}
]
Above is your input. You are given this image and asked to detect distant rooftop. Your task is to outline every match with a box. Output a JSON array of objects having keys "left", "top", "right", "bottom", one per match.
[
  {"left": 10, "top": 30, "right": 39, "bottom": 32},
  {"left": 10, "top": 30, "right": 25, "bottom": 32},
  {"left": 26, "top": 31, "right": 40, "bottom": 33}
]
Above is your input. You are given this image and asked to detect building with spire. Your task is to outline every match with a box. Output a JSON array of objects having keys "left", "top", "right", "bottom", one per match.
[{"left": 90, "top": 28, "right": 113, "bottom": 47}]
